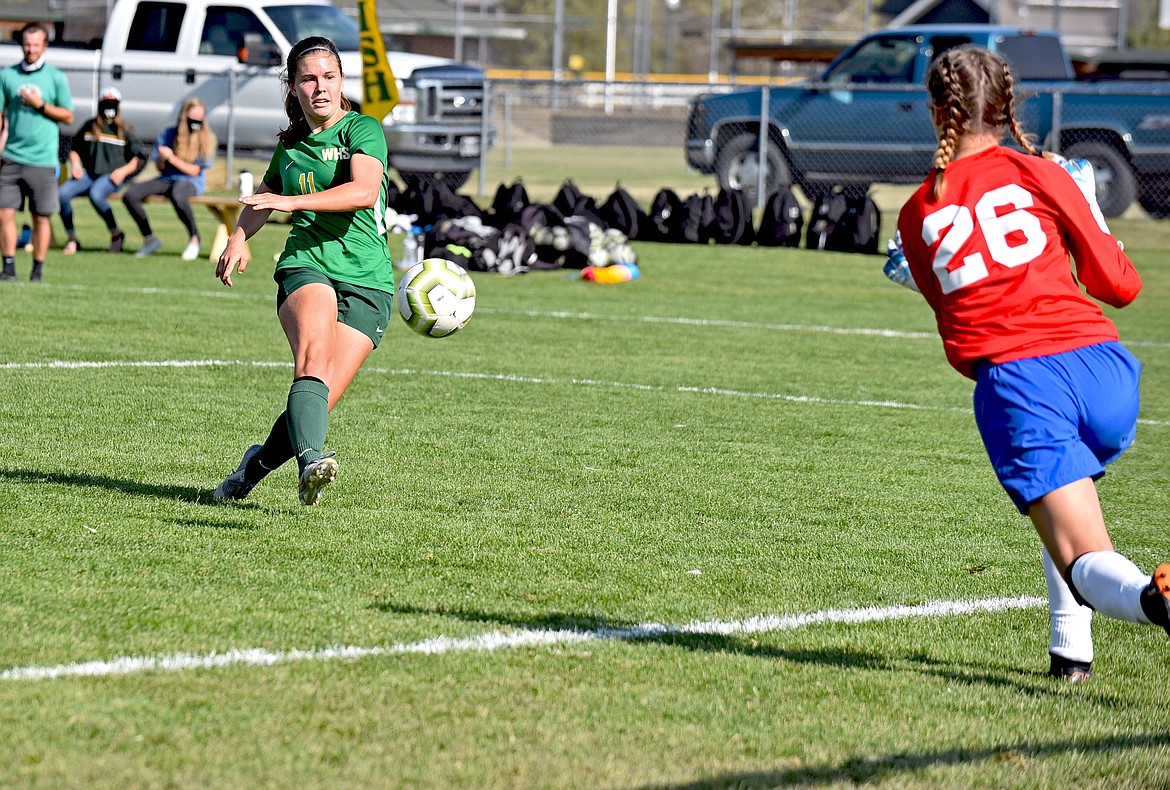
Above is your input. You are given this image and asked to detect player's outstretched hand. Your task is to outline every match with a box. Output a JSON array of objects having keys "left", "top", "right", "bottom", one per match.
[
  {"left": 216, "top": 231, "right": 250, "bottom": 287},
  {"left": 882, "top": 231, "right": 920, "bottom": 292}
]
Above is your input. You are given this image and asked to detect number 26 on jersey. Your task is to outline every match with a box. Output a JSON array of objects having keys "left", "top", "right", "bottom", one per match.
[{"left": 920, "top": 184, "right": 1046, "bottom": 294}]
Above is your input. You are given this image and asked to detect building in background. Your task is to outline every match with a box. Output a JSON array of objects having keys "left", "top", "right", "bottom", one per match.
[{"left": 879, "top": 0, "right": 1126, "bottom": 52}]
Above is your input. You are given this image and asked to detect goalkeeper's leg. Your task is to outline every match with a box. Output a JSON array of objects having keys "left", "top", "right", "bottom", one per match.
[
  {"left": 1043, "top": 547, "right": 1094, "bottom": 681},
  {"left": 1032, "top": 479, "right": 1170, "bottom": 635}
]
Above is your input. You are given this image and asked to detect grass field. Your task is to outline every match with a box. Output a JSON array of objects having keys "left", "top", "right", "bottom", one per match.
[{"left": 1, "top": 202, "right": 1169, "bottom": 788}]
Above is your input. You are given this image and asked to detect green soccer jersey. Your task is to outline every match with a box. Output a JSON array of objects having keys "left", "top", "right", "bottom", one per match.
[{"left": 265, "top": 112, "right": 393, "bottom": 292}]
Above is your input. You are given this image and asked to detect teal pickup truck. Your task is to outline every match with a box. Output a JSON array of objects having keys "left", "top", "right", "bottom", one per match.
[{"left": 684, "top": 25, "right": 1170, "bottom": 217}]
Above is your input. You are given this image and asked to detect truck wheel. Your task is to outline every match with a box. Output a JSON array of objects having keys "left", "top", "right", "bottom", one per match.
[
  {"left": 715, "top": 133, "right": 790, "bottom": 204},
  {"left": 1138, "top": 180, "right": 1170, "bottom": 219},
  {"left": 1063, "top": 142, "right": 1136, "bottom": 218},
  {"left": 399, "top": 171, "right": 471, "bottom": 192}
]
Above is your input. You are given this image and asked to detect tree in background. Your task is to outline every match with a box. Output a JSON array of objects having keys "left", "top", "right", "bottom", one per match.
[{"left": 1128, "top": 0, "right": 1170, "bottom": 48}]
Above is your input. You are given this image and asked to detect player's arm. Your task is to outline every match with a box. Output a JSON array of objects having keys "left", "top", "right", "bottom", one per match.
[
  {"left": 232, "top": 183, "right": 276, "bottom": 239},
  {"left": 1051, "top": 167, "right": 1142, "bottom": 307},
  {"left": 216, "top": 183, "right": 275, "bottom": 287},
  {"left": 240, "top": 152, "right": 383, "bottom": 214}
]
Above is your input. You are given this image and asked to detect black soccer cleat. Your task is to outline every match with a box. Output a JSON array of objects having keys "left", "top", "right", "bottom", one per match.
[
  {"left": 1140, "top": 564, "right": 1170, "bottom": 637},
  {"left": 1048, "top": 652, "right": 1093, "bottom": 683},
  {"left": 214, "top": 444, "right": 262, "bottom": 502}
]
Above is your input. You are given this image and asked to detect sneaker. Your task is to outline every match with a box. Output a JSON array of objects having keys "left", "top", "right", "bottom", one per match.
[
  {"left": 1140, "top": 564, "right": 1170, "bottom": 636},
  {"left": 30, "top": 264, "right": 42, "bottom": 282},
  {"left": 1048, "top": 652, "right": 1092, "bottom": 683},
  {"left": 213, "top": 444, "right": 263, "bottom": 501},
  {"left": 298, "top": 451, "right": 338, "bottom": 506},
  {"left": 109, "top": 231, "right": 125, "bottom": 253},
  {"left": 1, "top": 267, "right": 15, "bottom": 282},
  {"left": 181, "top": 238, "right": 201, "bottom": 261},
  {"left": 135, "top": 236, "right": 163, "bottom": 258}
]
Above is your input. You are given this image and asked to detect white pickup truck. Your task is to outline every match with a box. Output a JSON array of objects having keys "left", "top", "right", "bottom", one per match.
[{"left": 4, "top": 0, "right": 490, "bottom": 188}]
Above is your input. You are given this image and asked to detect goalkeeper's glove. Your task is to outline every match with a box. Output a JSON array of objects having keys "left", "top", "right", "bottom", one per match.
[{"left": 883, "top": 231, "right": 920, "bottom": 292}]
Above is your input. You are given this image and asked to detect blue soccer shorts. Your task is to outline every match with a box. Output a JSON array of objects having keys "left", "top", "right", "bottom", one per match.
[{"left": 973, "top": 342, "right": 1142, "bottom": 515}]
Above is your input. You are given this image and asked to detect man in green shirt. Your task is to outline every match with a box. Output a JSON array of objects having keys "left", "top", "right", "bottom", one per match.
[{"left": 0, "top": 22, "right": 75, "bottom": 281}]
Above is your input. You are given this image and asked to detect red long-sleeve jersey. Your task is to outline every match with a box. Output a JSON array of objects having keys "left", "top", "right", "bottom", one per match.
[{"left": 897, "top": 146, "right": 1142, "bottom": 379}]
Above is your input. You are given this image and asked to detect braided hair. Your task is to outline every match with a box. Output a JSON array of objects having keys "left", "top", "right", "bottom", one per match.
[
  {"left": 925, "top": 45, "right": 1040, "bottom": 201},
  {"left": 278, "top": 36, "right": 352, "bottom": 146}
]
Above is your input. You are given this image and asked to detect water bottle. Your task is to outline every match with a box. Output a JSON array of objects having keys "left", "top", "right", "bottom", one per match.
[
  {"left": 238, "top": 170, "right": 254, "bottom": 197},
  {"left": 401, "top": 227, "right": 420, "bottom": 269}
]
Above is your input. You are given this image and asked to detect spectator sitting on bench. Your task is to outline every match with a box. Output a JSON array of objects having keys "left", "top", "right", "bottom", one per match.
[
  {"left": 123, "top": 97, "right": 216, "bottom": 259},
  {"left": 59, "top": 86, "right": 144, "bottom": 254}
]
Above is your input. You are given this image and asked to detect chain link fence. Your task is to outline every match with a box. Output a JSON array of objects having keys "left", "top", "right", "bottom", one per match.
[
  {"left": 474, "top": 78, "right": 706, "bottom": 206},
  {"left": 55, "top": 66, "right": 1170, "bottom": 226},
  {"left": 479, "top": 77, "right": 1170, "bottom": 223}
]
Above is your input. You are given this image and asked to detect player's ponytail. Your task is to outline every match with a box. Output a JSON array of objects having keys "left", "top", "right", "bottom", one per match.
[
  {"left": 928, "top": 56, "right": 965, "bottom": 201},
  {"left": 1001, "top": 60, "right": 1041, "bottom": 157}
]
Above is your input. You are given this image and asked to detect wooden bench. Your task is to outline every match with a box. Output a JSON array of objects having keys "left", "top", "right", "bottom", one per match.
[
  {"left": 107, "top": 193, "right": 247, "bottom": 262},
  {"left": 191, "top": 195, "right": 247, "bottom": 262}
]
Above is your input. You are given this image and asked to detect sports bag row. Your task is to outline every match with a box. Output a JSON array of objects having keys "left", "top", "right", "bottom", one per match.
[{"left": 388, "top": 177, "right": 881, "bottom": 256}]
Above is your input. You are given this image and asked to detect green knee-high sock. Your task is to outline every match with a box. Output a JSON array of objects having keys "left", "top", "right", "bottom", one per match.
[
  {"left": 287, "top": 376, "right": 330, "bottom": 472},
  {"left": 244, "top": 411, "right": 294, "bottom": 483}
]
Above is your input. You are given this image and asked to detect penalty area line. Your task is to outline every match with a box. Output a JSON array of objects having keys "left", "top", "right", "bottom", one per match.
[{"left": 1, "top": 596, "right": 1045, "bottom": 682}]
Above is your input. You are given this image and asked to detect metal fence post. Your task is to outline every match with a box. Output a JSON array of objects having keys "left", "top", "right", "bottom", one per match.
[
  {"left": 756, "top": 84, "right": 769, "bottom": 210},
  {"left": 226, "top": 69, "right": 237, "bottom": 192},
  {"left": 478, "top": 78, "right": 492, "bottom": 197},
  {"left": 503, "top": 91, "right": 513, "bottom": 171},
  {"left": 1050, "top": 88, "right": 1064, "bottom": 156}
]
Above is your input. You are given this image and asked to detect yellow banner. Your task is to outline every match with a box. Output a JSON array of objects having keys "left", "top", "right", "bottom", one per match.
[{"left": 357, "top": 0, "right": 398, "bottom": 120}]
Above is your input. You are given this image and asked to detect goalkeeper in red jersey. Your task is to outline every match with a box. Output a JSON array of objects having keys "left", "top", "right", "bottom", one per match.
[{"left": 891, "top": 43, "right": 1167, "bottom": 681}]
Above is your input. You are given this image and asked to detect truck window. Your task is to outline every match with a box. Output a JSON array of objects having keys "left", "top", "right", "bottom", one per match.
[
  {"left": 200, "top": 7, "right": 274, "bottom": 56},
  {"left": 824, "top": 36, "right": 919, "bottom": 85},
  {"left": 927, "top": 35, "right": 973, "bottom": 63},
  {"left": 264, "top": 4, "right": 360, "bottom": 52},
  {"left": 127, "top": 1, "right": 186, "bottom": 53},
  {"left": 998, "top": 35, "right": 1073, "bottom": 80}
]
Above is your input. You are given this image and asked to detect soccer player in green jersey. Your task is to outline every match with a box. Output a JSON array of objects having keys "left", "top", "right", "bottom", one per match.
[{"left": 214, "top": 36, "right": 394, "bottom": 506}]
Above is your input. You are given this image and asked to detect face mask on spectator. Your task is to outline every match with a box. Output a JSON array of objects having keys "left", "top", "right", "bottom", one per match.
[
  {"left": 187, "top": 119, "right": 203, "bottom": 133},
  {"left": 100, "top": 101, "right": 118, "bottom": 119}
]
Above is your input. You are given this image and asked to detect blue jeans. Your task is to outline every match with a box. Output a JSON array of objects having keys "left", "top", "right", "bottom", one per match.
[{"left": 58, "top": 173, "right": 124, "bottom": 233}]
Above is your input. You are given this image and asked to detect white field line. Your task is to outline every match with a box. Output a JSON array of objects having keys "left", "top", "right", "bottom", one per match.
[
  {"left": 483, "top": 308, "right": 940, "bottom": 339},
  {"left": 21, "top": 283, "right": 1170, "bottom": 348},
  {"left": 1, "top": 358, "right": 1167, "bottom": 426},
  {"left": 1, "top": 595, "right": 1045, "bottom": 682},
  {"left": 477, "top": 309, "right": 1170, "bottom": 350}
]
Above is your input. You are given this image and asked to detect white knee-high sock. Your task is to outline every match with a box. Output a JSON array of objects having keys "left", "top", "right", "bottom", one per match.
[
  {"left": 1068, "top": 550, "right": 1152, "bottom": 624},
  {"left": 1043, "top": 548, "right": 1093, "bottom": 662}
]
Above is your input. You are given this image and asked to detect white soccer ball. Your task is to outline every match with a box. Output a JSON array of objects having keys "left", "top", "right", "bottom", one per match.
[{"left": 395, "top": 258, "right": 476, "bottom": 338}]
